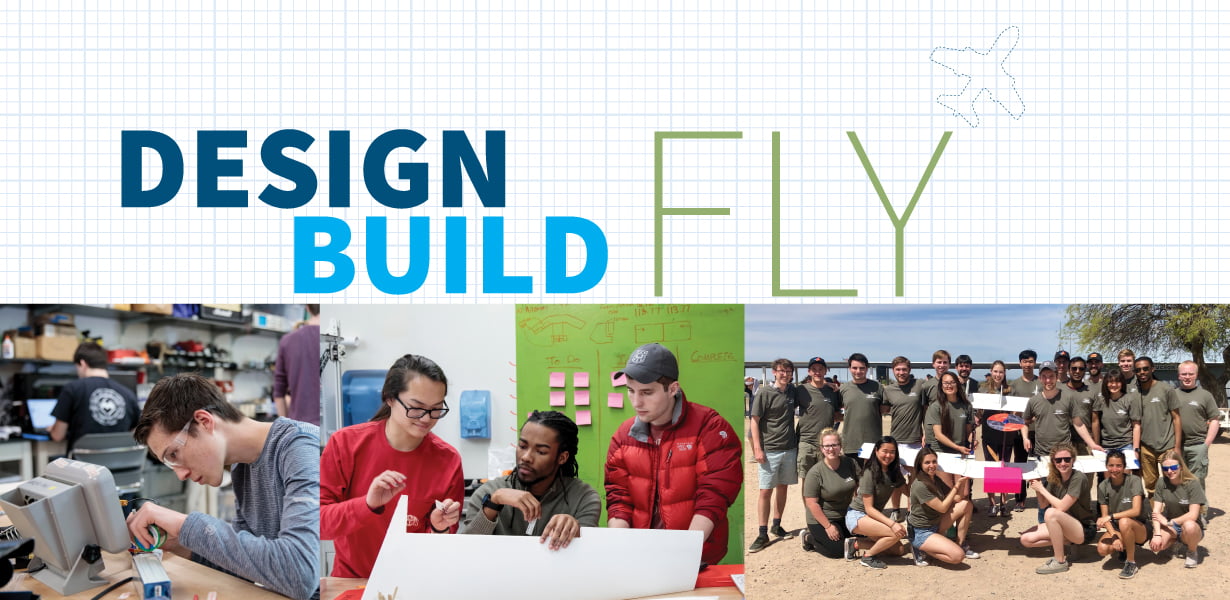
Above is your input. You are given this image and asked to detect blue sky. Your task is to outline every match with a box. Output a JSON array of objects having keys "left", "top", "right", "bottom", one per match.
[{"left": 746, "top": 304, "right": 1080, "bottom": 379}]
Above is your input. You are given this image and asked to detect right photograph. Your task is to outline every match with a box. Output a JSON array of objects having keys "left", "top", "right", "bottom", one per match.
[{"left": 743, "top": 304, "right": 1227, "bottom": 597}]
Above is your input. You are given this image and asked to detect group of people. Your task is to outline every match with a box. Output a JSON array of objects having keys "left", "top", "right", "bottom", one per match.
[
  {"left": 749, "top": 348, "right": 1219, "bottom": 579},
  {"left": 320, "top": 342, "right": 743, "bottom": 579}
]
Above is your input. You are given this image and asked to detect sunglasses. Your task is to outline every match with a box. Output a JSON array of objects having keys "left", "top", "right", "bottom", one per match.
[
  {"left": 1052, "top": 456, "right": 1074, "bottom": 464},
  {"left": 1134, "top": 367, "right": 1152, "bottom": 373},
  {"left": 1161, "top": 464, "right": 1180, "bottom": 472}
]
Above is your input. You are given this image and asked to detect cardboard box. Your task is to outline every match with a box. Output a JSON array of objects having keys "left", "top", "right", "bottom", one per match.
[
  {"left": 34, "top": 312, "right": 74, "bottom": 326},
  {"left": 36, "top": 335, "right": 78, "bottom": 361},
  {"left": 132, "top": 304, "right": 173, "bottom": 315},
  {"left": 36, "top": 323, "right": 78, "bottom": 338},
  {"left": 200, "top": 305, "right": 245, "bottom": 324},
  {"left": 3, "top": 329, "right": 36, "bottom": 359},
  {"left": 111, "top": 304, "right": 132, "bottom": 311}
]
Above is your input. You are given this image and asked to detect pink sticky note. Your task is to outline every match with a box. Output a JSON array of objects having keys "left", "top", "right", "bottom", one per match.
[
  {"left": 549, "top": 391, "right": 566, "bottom": 407},
  {"left": 575, "top": 410, "right": 592, "bottom": 426},
  {"left": 611, "top": 371, "right": 627, "bottom": 387},
  {"left": 549, "top": 372, "right": 566, "bottom": 388},
  {"left": 574, "top": 390, "right": 590, "bottom": 406},
  {"left": 607, "top": 392, "right": 624, "bottom": 408},
  {"left": 573, "top": 372, "right": 590, "bottom": 388}
]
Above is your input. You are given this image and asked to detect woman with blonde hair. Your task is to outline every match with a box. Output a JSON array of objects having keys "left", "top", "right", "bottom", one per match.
[
  {"left": 1020, "top": 442, "right": 1096, "bottom": 574},
  {"left": 800, "top": 428, "right": 861, "bottom": 560},
  {"left": 1149, "top": 449, "right": 1206, "bottom": 568}
]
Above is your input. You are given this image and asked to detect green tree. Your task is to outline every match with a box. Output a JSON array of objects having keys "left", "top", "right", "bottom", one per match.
[{"left": 1063, "top": 304, "right": 1230, "bottom": 407}]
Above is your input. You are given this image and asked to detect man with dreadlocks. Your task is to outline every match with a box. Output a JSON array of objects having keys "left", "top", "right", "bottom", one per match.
[{"left": 461, "top": 410, "right": 601, "bottom": 549}]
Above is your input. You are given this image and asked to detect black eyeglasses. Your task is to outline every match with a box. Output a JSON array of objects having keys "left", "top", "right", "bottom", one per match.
[
  {"left": 1053, "top": 456, "right": 1074, "bottom": 464},
  {"left": 396, "top": 396, "right": 450, "bottom": 420}
]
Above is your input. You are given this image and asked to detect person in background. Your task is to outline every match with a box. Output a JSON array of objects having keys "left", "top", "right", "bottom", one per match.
[
  {"left": 274, "top": 304, "right": 321, "bottom": 425},
  {"left": 320, "top": 354, "right": 463, "bottom": 578},
  {"left": 50, "top": 342, "right": 140, "bottom": 451},
  {"left": 979, "top": 360, "right": 1025, "bottom": 516}
]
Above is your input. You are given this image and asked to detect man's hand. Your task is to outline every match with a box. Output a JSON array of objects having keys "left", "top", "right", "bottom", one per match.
[
  {"left": 430, "top": 499, "right": 461, "bottom": 531},
  {"left": 126, "top": 502, "right": 187, "bottom": 549},
  {"left": 365, "top": 470, "right": 407, "bottom": 510},
  {"left": 753, "top": 449, "right": 766, "bottom": 464},
  {"left": 491, "top": 488, "right": 542, "bottom": 522},
  {"left": 539, "top": 514, "right": 580, "bottom": 550}
]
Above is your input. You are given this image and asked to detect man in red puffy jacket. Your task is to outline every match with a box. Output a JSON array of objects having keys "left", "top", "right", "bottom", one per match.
[{"left": 604, "top": 343, "right": 743, "bottom": 566}]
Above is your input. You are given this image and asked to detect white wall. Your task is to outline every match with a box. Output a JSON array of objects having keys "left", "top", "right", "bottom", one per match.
[{"left": 320, "top": 305, "right": 517, "bottom": 479}]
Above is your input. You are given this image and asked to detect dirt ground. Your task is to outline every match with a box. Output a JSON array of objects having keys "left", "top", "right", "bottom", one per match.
[{"left": 742, "top": 419, "right": 1230, "bottom": 599}]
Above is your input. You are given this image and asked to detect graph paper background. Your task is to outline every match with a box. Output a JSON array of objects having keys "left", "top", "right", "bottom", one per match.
[{"left": 2, "top": 3, "right": 1227, "bottom": 303}]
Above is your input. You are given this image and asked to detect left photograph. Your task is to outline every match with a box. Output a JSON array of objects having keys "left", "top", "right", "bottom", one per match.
[
  {"left": 318, "top": 304, "right": 745, "bottom": 600},
  {"left": 0, "top": 304, "right": 320, "bottom": 599}
]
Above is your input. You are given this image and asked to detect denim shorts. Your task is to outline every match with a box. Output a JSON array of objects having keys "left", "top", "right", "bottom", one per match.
[
  {"left": 845, "top": 508, "right": 867, "bottom": 533},
  {"left": 910, "top": 524, "right": 938, "bottom": 548}
]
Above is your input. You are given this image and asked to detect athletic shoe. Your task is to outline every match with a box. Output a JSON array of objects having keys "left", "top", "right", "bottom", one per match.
[
  {"left": 1036, "top": 558, "right": 1070, "bottom": 574},
  {"left": 987, "top": 504, "right": 999, "bottom": 517},
  {"left": 800, "top": 530, "right": 814, "bottom": 552},
  {"left": 1118, "top": 561, "right": 1140, "bottom": 579},
  {"left": 748, "top": 534, "right": 769, "bottom": 553},
  {"left": 1185, "top": 549, "right": 1199, "bottom": 568},
  {"left": 844, "top": 536, "right": 858, "bottom": 560},
  {"left": 963, "top": 544, "right": 981, "bottom": 559},
  {"left": 1013, "top": 501, "right": 1025, "bottom": 513},
  {"left": 771, "top": 525, "right": 793, "bottom": 539},
  {"left": 860, "top": 555, "right": 887, "bottom": 570}
]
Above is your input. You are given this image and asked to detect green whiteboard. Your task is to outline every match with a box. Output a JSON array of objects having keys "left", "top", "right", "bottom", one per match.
[{"left": 515, "top": 304, "right": 745, "bottom": 564}]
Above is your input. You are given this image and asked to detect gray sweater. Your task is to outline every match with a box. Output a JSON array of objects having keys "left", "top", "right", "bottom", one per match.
[{"left": 178, "top": 418, "right": 320, "bottom": 599}]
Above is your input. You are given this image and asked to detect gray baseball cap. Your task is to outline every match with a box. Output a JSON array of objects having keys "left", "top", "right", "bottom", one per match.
[
  {"left": 616, "top": 343, "right": 679, "bottom": 384},
  {"left": 1038, "top": 360, "right": 1058, "bottom": 373}
]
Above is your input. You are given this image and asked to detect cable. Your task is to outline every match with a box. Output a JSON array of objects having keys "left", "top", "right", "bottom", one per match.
[{"left": 88, "top": 576, "right": 133, "bottom": 600}]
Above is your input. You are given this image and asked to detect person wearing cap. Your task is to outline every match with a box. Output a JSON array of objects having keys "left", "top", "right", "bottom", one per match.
[
  {"left": 795, "top": 357, "right": 843, "bottom": 482},
  {"left": 1062, "top": 356, "right": 1098, "bottom": 455},
  {"left": 604, "top": 343, "right": 742, "bottom": 566},
  {"left": 748, "top": 358, "right": 799, "bottom": 552},
  {"left": 1011, "top": 349, "right": 1040, "bottom": 398},
  {"left": 1136, "top": 356, "right": 1180, "bottom": 495},
  {"left": 1054, "top": 350, "right": 1071, "bottom": 384},
  {"left": 1021, "top": 361, "right": 1100, "bottom": 457},
  {"left": 1085, "top": 352, "right": 1106, "bottom": 389}
]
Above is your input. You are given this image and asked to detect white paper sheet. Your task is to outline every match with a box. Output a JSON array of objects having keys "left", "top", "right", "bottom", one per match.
[
  {"left": 969, "top": 393, "right": 1030, "bottom": 412},
  {"left": 363, "top": 497, "right": 704, "bottom": 600}
]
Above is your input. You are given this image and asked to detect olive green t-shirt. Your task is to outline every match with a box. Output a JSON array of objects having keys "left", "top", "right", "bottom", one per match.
[
  {"left": 796, "top": 382, "right": 842, "bottom": 448},
  {"left": 848, "top": 464, "right": 904, "bottom": 514},
  {"left": 1097, "top": 473, "right": 1145, "bottom": 523},
  {"left": 907, "top": 478, "right": 947, "bottom": 529},
  {"left": 1023, "top": 390, "right": 1075, "bottom": 455},
  {"left": 750, "top": 383, "right": 796, "bottom": 453},
  {"left": 923, "top": 399, "right": 974, "bottom": 453},
  {"left": 1138, "top": 380, "right": 1177, "bottom": 451},
  {"left": 918, "top": 377, "right": 939, "bottom": 407},
  {"left": 1064, "top": 382, "right": 1096, "bottom": 430},
  {"left": 882, "top": 378, "right": 924, "bottom": 444},
  {"left": 1094, "top": 392, "right": 1142, "bottom": 449},
  {"left": 839, "top": 380, "right": 883, "bottom": 454},
  {"left": 1172, "top": 386, "right": 1220, "bottom": 444},
  {"left": 1153, "top": 477, "right": 1207, "bottom": 521},
  {"left": 1011, "top": 375, "right": 1040, "bottom": 399},
  {"left": 802, "top": 456, "right": 860, "bottom": 524},
  {"left": 1044, "top": 469, "right": 1093, "bottom": 521}
]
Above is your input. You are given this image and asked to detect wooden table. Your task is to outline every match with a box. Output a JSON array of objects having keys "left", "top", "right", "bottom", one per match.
[
  {"left": 320, "top": 577, "right": 743, "bottom": 600},
  {"left": 13, "top": 551, "right": 290, "bottom": 599}
]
